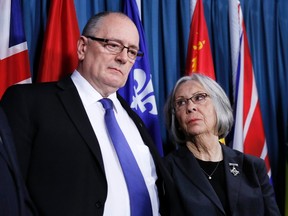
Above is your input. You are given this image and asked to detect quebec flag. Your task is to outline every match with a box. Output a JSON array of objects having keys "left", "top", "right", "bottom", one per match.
[
  {"left": 119, "top": 0, "right": 163, "bottom": 156},
  {"left": 0, "top": 0, "right": 31, "bottom": 98}
]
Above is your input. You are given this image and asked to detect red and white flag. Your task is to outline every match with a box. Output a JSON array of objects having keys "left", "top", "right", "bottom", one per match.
[
  {"left": 0, "top": 0, "right": 31, "bottom": 98},
  {"left": 37, "top": 0, "right": 80, "bottom": 82},
  {"left": 186, "top": 0, "right": 215, "bottom": 80},
  {"left": 229, "top": 0, "right": 271, "bottom": 176}
]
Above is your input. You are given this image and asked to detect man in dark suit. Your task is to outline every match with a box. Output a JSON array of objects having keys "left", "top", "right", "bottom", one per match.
[
  {"left": 0, "top": 106, "right": 38, "bottom": 216},
  {"left": 1, "top": 12, "right": 178, "bottom": 216}
]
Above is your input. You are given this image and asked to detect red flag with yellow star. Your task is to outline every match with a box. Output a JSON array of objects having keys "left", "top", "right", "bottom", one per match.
[{"left": 185, "top": 0, "right": 215, "bottom": 80}]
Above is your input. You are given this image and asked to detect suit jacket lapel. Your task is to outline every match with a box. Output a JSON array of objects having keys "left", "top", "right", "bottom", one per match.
[
  {"left": 222, "top": 145, "right": 242, "bottom": 213},
  {"left": 57, "top": 77, "right": 105, "bottom": 173},
  {"left": 174, "top": 146, "right": 226, "bottom": 214}
]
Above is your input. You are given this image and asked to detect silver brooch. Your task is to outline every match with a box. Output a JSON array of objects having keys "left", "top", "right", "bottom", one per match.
[{"left": 229, "top": 163, "right": 240, "bottom": 176}]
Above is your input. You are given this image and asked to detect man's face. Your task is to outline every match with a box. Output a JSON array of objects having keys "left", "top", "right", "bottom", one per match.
[{"left": 77, "top": 14, "right": 140, "bottom": 96}]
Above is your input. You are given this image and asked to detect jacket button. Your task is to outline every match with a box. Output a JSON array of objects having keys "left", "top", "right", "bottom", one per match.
[{"left": 95, "top": 201, "right": 103, "bottom": 208}]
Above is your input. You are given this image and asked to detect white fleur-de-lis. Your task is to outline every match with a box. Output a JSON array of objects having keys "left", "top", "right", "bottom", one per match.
[{"left": 130, "top": 69, "right": 158, "bottom": 115}]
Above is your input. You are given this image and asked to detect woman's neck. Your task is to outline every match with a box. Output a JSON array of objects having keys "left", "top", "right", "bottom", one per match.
[{"left": 186, "top": 135, "right": 222, "bottom": 161}]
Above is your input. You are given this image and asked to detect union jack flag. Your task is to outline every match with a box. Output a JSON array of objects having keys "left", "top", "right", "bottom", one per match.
[{"left": 0, "top": 0, "right": 31, "bottom": 98}]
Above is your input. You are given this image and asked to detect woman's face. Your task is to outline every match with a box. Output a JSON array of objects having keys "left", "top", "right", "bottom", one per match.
[{"left": 174, "top": 80, "right": 217, "bottom": 138}]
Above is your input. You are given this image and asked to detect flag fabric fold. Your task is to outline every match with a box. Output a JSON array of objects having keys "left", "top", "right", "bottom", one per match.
[
  {"left": 119, "top": 0, "right": 163, "bottom": 156},
  {"left": 186, "top": 0, "right": 215, "bottom": 80},
  {"left": 37, "top": 0, "right": 80, "bottom": 82},
  {"left": 229, "top": 1, "right": 271, "bottom": 176},
  {"left": 0, "top": 0, "right": 31, "bottom": 98}
]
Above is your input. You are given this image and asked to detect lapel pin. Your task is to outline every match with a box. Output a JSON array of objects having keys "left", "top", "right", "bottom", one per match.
[{"left": 229, "top": 163, "right": 240, "bottom": 176}]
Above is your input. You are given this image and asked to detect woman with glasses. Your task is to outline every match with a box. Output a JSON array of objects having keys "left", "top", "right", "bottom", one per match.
[{"left": 163, "top": 73, "right": 280, "bottom": 215}]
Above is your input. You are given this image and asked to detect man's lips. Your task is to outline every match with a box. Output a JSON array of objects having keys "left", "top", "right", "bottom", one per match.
[{"left": 108, "top": 67, "right": 122, "bottom": 74}]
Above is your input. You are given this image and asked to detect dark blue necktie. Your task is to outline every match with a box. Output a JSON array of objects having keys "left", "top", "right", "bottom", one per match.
[{"left": 99, "top": 98, "right": 153, "bottom": 216}]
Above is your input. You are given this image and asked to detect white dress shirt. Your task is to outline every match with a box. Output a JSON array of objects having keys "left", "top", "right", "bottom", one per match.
[{"left": 71, "top": 71, "right": 159, "bottom": 216}]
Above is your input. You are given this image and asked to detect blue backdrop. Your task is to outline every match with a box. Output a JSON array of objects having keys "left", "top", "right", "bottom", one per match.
[{"left": 21, "top": 0, "right": 288, "bottom": 214}]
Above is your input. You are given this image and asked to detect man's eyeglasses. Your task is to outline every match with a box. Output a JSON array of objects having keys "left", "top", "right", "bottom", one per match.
[
  {"left": 174, "top": 92, "right": 209, "bottom": 110},
  {"left": 85, "top": 36, "right": 144, "bottom": 60}
]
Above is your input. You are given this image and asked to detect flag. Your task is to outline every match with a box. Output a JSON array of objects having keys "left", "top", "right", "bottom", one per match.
[
  {"left": 0, "top": 0, "right": 31, "bottom": 98},
  {"left": 119, "top": 0, "right": 163, "bottom": 156},
  {"left": 229, "top": 1, "right": 271, "bottom": 176},
  {"left": 37, "top": 0, "right": 79, "bottom": 82},
  {"left": 186, "top": 0, "right": 225, "bottom": 143},
  {"left": 186, "top": 0, "right": 215, "bottom": 80}
]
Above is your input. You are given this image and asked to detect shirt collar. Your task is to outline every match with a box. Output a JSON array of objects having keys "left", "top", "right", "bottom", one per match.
[{"left": 71, "top": 70, "right": 119, "bottom": 112}]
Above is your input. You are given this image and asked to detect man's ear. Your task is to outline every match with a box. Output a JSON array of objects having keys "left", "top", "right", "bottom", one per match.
[{"left": 77, "top": 36, "right": 87, "bottom": 60}]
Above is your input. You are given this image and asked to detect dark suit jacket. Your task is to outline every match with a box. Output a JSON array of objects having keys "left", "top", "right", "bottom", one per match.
[
  {"left": 0, "top": 77, "right": 180, "bottom": 216},
  {"left": 0, "top": 106, "right": 38, "bottom": 216},
  {"left": 164, "top": 144, "right": 281, "bottom": 216}
]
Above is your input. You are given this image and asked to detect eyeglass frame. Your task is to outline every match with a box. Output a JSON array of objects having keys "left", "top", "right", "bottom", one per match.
[
  {"left": 84, "top": 35, "right": 144, "bottom": 60},
  {"left": 174, "top": 92, "right": 209, "bottom": 110}
]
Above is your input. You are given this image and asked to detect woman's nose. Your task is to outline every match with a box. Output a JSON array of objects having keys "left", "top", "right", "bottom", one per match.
[{"left": 186, "top": 100, "right": 197, "bottom": 113}]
